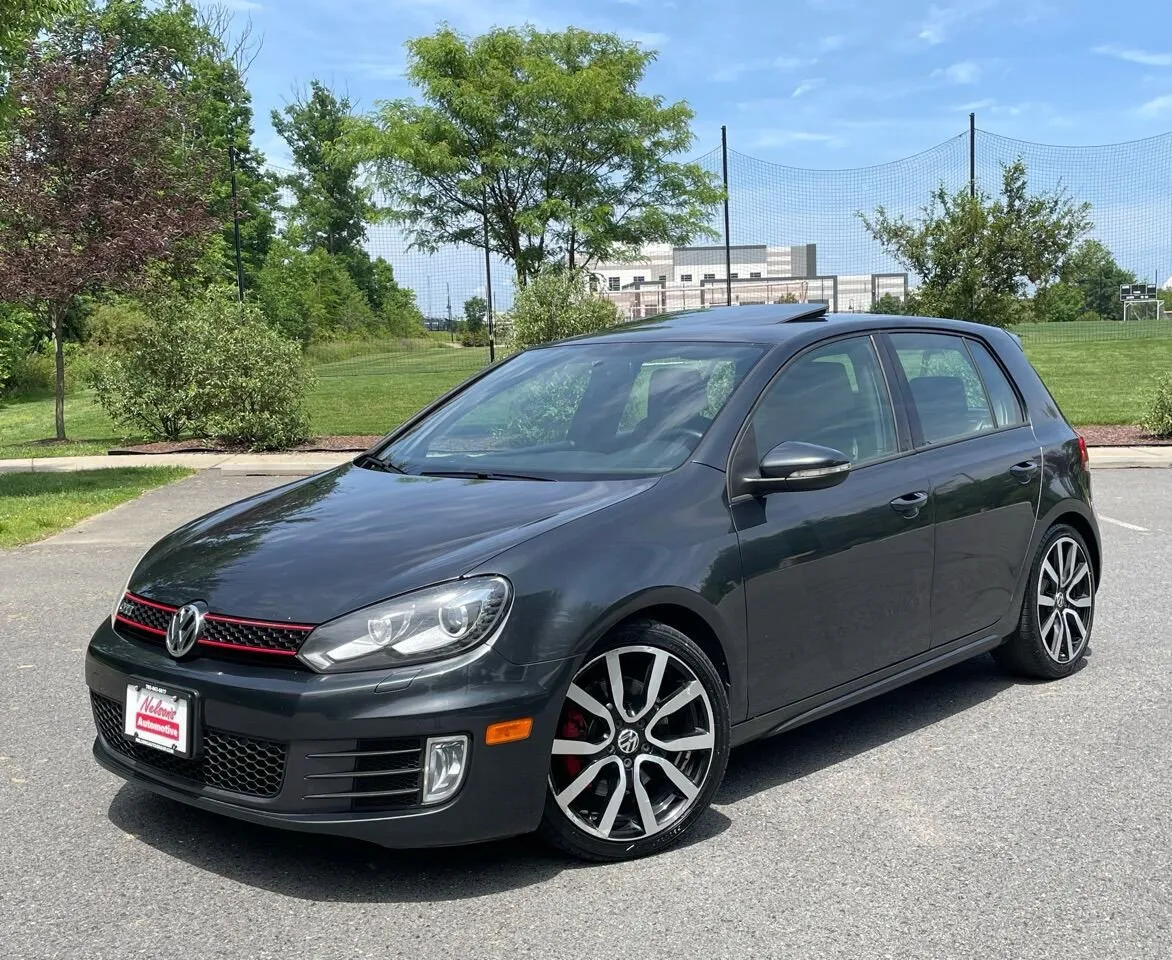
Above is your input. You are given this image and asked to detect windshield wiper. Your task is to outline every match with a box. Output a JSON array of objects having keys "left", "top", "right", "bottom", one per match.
[
  {"left": 419, "top": 469, "right": 554, "bottom": 482},
  {"left": 354, "top": 453, "right": 404, "bottom": 474}
]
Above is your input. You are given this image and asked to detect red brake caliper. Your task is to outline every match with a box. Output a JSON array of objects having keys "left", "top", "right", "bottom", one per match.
[{"left": 560, "top": 708, "right": 587, "bottom": 777}]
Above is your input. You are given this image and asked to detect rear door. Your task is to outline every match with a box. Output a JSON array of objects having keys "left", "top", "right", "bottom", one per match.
[{"left": 884, "top": 331, "right": 1042, "bottom": 646}]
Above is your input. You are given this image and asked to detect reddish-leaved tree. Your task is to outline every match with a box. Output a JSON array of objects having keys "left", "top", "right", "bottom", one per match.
[{"left": 0, "top": 31, "right": 218, "bottom": 440}]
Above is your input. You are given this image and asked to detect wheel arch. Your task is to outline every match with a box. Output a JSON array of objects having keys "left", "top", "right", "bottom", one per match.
[{"left": 575, "top": 587, "right": 746, "bottom": 723}]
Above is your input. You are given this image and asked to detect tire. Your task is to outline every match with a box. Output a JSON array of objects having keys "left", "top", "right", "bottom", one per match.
[
  {"left": 993, "top": 523, "right": 1096, "bottom": 680},
  {"left": 538, "top": 620, "right": 731, "bottom": 862}
]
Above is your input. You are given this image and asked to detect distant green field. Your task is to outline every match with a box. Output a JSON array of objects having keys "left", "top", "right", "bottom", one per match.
[
  {"left": 1010, "top": 317, "right": 1170, "bottom": 344},
  {"left": 1, "top": 332, "right": 1168, "bottom": 457}
]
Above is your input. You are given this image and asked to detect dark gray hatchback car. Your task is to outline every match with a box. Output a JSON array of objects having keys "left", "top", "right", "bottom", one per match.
[{"left": 86, "top": 303, "right": 1100, "bottom": 860}]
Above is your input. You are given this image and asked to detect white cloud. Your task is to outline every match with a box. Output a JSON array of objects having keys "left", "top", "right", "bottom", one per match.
[
  {"left": 818, "top": 34, "right": 847, "bottom": 52},
  {"left": 917, "top": 1, "right": 996, "bottom": 45},
  {"left": 752, "top": 130, "right": 839, "bottom": 147},
  {"left": 792, "top": 78, "right": 825, "bottom": 98},
  {"left": 625, "top": 31, "right": 670, "bottom": 48},
  {"left": 1137, "top": 94, "right": 1172, "bottom": 117},
  {"left": 1093, "top": 44, "right": 1172, "bottom": 67},
  {"left": 217, "top": 0, "right": 263, "bottom": 9},
  {"left": 957, "top": 97, "right": 996, "bottom": 111},
  {"left": 934, "top": 60, "right": 980, "bottom": 84}
]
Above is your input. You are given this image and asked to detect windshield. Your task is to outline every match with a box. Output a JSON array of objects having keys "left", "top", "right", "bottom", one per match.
[{"left": 377, "top": 341, "right": 765, "bottom": 480}]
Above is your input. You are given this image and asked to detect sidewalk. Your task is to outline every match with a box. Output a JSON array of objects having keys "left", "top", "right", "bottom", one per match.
[{"left": 1, "top": 446, "right": 1171, "bottom": 476}]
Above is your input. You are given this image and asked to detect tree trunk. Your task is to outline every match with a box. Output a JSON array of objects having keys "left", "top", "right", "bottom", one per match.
[{"left": 51, "top": 303, "right": 66, "bottom": 441}]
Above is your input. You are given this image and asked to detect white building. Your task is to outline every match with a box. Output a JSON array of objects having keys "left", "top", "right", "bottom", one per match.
[{"left": 587, "top": 243, "right": 908, "bottom": 319}]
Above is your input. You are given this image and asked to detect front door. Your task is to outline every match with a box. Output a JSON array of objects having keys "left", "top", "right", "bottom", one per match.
[
  {"left": 732, "top": 335, "right": 935, "bottom": 716},
  {"left": 886, "top": 332, "right": 1043, "bottom": 645}
]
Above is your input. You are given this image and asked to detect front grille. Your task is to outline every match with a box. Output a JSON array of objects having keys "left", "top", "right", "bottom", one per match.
[
  {"left": 91, "top": 693, "right": 286, "bottom": 798},
  {"left": 302, "top": 737, "right": 425, "bottom": 812},
  {"left": 115, "top": 593, "right": 313, "bottom": 665}
]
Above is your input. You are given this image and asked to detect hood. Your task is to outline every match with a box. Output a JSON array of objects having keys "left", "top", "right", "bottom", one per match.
[{"left": 129, "top": 464, "right": 656, "bottom": 624}]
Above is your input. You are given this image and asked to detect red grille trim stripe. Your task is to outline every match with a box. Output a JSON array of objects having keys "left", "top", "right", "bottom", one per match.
[
  {"left": 115, "top": 614, "right": 166, "bottom": 636},
  {"left": 124, "top": 592, "right": 178, "bottom": 614},
  {"left": 205, "top": 613, "right": 315, "bottom": 632}
]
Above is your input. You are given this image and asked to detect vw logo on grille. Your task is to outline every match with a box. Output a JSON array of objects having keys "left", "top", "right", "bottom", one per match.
[
  {"left": 617, "top": 728, "right": 641, "bottom": 755},
  {"left": 166, "top": 602, "right": 206, "bottom": 659}
]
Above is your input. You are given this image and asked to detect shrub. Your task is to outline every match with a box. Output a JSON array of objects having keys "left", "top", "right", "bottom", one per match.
[
  {"left": 85, "top": 299, "right": 150, "bottom": 349},
  {"left": 1141, "top": 375, "right": 1172, "bottom": 438},
  {"left": 0, "top": 305, "right": 38, "bottom": 394},
  {"left": 507, "top": 268, "right": 622, "bottom": 350},
  {"left": 90, "top": 287, "right": 313, "bottom": 448}
]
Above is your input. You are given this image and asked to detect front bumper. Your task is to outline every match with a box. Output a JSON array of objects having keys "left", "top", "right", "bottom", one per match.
[{"left": 85, "top": 619, "right": 575, "bottom": 848}]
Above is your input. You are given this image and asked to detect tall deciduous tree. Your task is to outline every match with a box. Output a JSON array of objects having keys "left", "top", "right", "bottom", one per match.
[
  {"left": 272, "top": 80, "right": 371, "bottom": 258},
  {"left": 0, "top": 32, "right": 217, "bottom": 439},
  {"left": 349, "top": 26, "right": 723, "bottom": 286},
  {"left": 47, "top": 0, "right": 277, "bottom": 289},
  {"left": 1059, "top": 239, "right": 1135, "bottom": 320},
  {"left": 860, "top": 160, "right": 1091, "bottom": 327}
]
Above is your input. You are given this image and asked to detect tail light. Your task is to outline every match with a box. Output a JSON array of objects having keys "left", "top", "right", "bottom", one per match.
[{"left": 1077, "top": 435, "right": 1089, "bottom": 468}]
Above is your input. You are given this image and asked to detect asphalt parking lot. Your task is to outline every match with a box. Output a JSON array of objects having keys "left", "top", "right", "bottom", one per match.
[{"left": 1, "top": 470, "right": 1169, "bottom": 960}]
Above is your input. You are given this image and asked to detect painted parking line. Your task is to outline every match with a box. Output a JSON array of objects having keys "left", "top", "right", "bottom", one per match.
[{"left": 1098, "top": 515, "right": 1150, "bottom": 533}]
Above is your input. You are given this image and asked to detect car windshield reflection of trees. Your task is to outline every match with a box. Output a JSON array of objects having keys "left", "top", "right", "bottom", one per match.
[{"left": 378, "top": 342, "right": 765, "bottom": 480}]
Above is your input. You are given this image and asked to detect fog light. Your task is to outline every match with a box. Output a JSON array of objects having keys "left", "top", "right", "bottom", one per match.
[{"left": 423, "top": 735, "right": 468, "bottom": 805}]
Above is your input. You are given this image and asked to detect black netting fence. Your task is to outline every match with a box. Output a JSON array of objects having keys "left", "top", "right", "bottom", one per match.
[{"left": 263, "top": 124, "right": 1172, "bottom": 387}]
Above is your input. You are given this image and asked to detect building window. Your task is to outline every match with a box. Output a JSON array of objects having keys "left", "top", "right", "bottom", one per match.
[
  {"left": 658, "top": 275, "right": 667, "bottom": 282},
  {"left": 633, "top": 275, "right": 645, "bottom": 284},
  {"left": 608, "top": 277, "right": 620, "bottom": 291},
  {"left": 730, "top": 273, "right": 739, "bottom": 280},
  {"left": 750, "top": 272, "right": 762, "bottom": 279},
  {"left": 680, "top": 274, "right": 693, "bottom": 282},
  {"left": 703, "top": 273, "right": 716, "bottom": 281}
]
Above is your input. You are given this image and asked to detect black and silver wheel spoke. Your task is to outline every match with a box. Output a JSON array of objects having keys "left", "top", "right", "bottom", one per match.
[
  {"left": 1037, "top": 535, "right": 1093, "bottom": 665},
  {"left": 549, "top": 644, "right": 715, "bottom": 842}
]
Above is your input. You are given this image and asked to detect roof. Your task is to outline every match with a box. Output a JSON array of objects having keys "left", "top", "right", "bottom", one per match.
[{"left": 567, "top": 303, "right": 997, "bottom": 346}]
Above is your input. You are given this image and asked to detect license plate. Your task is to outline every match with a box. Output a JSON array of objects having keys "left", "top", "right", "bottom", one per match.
[{"left": 124, "top": 683, "right": 191, "bottom": 758}]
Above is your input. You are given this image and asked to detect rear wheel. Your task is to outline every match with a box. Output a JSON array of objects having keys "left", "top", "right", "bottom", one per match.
[
  {"left": 994, "top": 524, "right": 1095, "bottom": 680},
  {"left": 538, "top": 621, "right": 730, "bottom": 861}
]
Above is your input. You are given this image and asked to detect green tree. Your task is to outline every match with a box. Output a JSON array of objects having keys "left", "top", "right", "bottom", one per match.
[
  {"left": 349, "top": 25, "right": 723, "bottom": 287},
  {"left": 463, "top": 295, "right": 487, "bottom": 333},
  {"left": 0, "top": 1, "right": 77, "bottom": 88},
  {"left": 0, "top": 28, "right": 216, "bottom": 439},
  {"left": 870, "top": 292, "right": 913, "bottom": 315},
  {"left": 272, "top": 81, "right": 371, "bottom": 258},
  {"left": 506, "top": 268, "right": 621, "bottom": 349},
  {"left": 1059, "top": 240, "right": 1135, "bottom": 321},
  {"left": 45, "top": 1, "right": 277, "bottom": 288},
  {"left": 257, "top": 241, "right": 375, "bottom": 343},
  {"left": 860, "top": 160, "right": 1091, "bottom": 328}
]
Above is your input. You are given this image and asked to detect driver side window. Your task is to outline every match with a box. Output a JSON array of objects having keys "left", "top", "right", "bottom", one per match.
[{"left": 751, "top": 337, "right": 898, "bottom": 465}]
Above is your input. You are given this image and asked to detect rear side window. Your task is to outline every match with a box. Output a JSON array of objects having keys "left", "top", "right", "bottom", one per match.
[
  {"left": 967, "top": 339, "right": 1025, "bottom": 428},
  {"left": 890, "top": 332, "right": 995, "bottom": 445}
]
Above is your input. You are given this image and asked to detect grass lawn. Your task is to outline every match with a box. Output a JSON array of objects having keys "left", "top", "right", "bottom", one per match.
[
  {"left": 1, "top": 334, "right": 1168, "bottom": 456},
  {"left": 0, "top": 467, "right": 192, "bottom": 548}
]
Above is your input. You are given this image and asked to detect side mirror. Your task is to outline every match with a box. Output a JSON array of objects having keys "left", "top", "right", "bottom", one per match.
[{"left": 746, "top": 441, "right": 852, "bottom": 494}]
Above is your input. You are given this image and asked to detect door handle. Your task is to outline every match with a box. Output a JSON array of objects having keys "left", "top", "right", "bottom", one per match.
[
  {"left": 1010, "top": 460, "right": 1039, "bottom": 483},
  {"left": 890, "top": 491, "right": 928, "bottom": 518}
]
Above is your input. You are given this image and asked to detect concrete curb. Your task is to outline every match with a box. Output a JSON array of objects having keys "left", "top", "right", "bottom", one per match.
[{"left": 1, "top": 447, "right": 1170, "bottom": 477}]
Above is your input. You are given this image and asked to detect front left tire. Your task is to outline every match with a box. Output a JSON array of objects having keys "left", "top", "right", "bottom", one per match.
[{"left": 538, "top": 620, "right": 731, "bottom": 861}]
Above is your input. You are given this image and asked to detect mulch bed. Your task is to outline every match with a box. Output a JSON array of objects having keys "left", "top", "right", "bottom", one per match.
[
  {"left": 108, "top": 435, "right": 381, "bottom": 455},
  {"left": 1076, "top": 425, "right": 1172, "bottom": 447},
  {"left": 105, "top": 426, "right": 1172, "bottom": 455}
]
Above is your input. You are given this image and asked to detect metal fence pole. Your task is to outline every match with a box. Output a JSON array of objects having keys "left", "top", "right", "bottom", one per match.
[
  {"left": 969, "top": 112, "right": 977, "bottom": 199},
  {"left": 483, "top": 189, "right": 495, "bottom": 363},
  {"left": 721, "top": 125, "right": 732, "bottom": 308}
]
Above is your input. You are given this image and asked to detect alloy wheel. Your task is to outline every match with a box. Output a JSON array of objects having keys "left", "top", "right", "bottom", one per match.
[
  {"left": 1037, "top": 535, "right": 1093, "bottom": 664},
  {"left": 549, "top": 644, "right": 716, "bottom": 842}
]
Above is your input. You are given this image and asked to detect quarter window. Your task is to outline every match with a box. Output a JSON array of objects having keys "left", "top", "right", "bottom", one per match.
[
  {"left": 751, "top": 337, "right": 898, "bottom": 465},
  {"left": 968, "top": 339, "right": 1025, "bottom": 428},
  {"left": 889, "top": 332, "right": 996, "bottom": 445}
]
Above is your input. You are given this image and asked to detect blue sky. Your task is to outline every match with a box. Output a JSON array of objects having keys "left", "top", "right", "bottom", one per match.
[{"left": 221, "top": 0, "right": 1172, "bottom": 169}]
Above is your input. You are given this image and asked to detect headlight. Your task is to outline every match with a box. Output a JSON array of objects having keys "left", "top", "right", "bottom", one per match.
[{"left": 298, "top": 577, "right": 512, "bottom": 673}]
